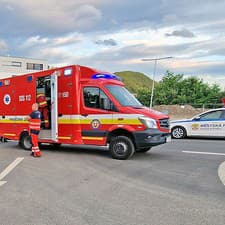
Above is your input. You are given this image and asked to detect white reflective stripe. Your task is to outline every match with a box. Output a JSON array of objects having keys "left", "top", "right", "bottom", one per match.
[
  {"left": 1, "top": 114, "right": 144, "bottom": 120},
  {"left": 59, "top": 114, "right": 144, "bottom": 120},
  {"left": 30, "top": 124, "right": 40, "bottom": 127},
  {"left": 29, "top": 126, "right": 40, "bottom": 130},
  {"left": 32, "top": 147, "right": 40, "bottom": 152}
]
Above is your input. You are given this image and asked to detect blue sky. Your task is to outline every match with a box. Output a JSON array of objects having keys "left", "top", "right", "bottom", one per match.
[{"left": 0, "top": 0, "right": 225, "bottom": 90}]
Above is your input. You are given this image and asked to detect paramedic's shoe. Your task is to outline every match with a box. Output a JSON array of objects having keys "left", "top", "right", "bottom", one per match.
[{"left": 34, "top": 151, "right": 42, "bottom": 157}]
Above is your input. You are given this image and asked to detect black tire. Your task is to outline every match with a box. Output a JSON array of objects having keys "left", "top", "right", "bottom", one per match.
[
  {"left": 51, "top": 143, "right": 61, "bottom": 148},
  {"left": 171, "top": 126, "right": 186, "bottom": 139},
  {"left": 136, "top": 147, "right": 152, "bottom": 153},
  {"left": 19, "top": 132, "right": 32, "bottom": 150},
  {"left": 109, "top": 136, "right": 135, "bottom": 160}
]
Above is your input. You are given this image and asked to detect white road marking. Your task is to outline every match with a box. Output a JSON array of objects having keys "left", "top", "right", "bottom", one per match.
[
  {"left": 0, "top": 181, "right": 7, "bottom": 186},
  {"left": 182, "top": 151, "right": 225, "bottom": 156},
  {"left": 0, "top": 157, "right": 24, "bottom": 186},
  {"left": 218, "top": 161, "right": 225, "bottom": 186}
]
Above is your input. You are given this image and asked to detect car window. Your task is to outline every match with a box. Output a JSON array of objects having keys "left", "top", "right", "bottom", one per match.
[
  {"left": 220, "top": 110, "right": 225, "bottom": 119},
  {"left": 200, "top": 110, "right": 224, "bottom": 120}
]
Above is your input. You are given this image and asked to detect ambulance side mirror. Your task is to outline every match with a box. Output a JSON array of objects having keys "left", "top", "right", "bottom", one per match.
[
  {"left": 102, "top": 98, "right": 111, "bottom": 110},
  {"left": 101, "top": 98, "right": 118, "bottom": 111}
]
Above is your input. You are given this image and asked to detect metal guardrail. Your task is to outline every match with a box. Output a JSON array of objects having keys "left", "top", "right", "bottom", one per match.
[{"left": 153, "top": 103, "right": 225, "bottom": 120}]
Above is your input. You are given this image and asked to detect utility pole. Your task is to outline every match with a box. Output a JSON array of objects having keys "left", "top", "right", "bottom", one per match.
[{"left": 141, "top": 57, "right": 173, "bottom": 108}]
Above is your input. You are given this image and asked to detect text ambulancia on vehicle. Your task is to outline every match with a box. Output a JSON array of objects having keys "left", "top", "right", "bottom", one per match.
[{"left": 0, "top": 65, "right": 170, "bottom": 159}]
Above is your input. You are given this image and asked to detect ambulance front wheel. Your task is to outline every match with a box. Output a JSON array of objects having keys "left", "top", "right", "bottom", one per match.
[
  {"left": 19, "top": 132, "right": 32, "bottom": 150},
  {"left": 109, "top": 136, "right": 135, "bottom": 160}
]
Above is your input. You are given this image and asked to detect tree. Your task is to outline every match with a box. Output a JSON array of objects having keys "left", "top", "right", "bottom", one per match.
[
  {"left": 137, "top": 87, "right": 151, "bottom": 106},
  {"left": 150, "top": 71, "right": 223, "bottom": 107}
]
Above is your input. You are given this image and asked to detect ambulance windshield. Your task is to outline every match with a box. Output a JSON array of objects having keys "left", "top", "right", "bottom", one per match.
[{"left": 106, "top": 85, "right": 143, "bottom": 107}]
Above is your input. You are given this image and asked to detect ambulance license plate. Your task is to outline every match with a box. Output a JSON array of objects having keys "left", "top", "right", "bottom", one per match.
[{"left": 166, "top": 135, "right": 171, "bottom": 143}]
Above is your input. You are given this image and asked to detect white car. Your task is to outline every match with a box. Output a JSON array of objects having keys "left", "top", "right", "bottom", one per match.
[{"left": 170, "top": 108, "right": 225, "bottom": 139}]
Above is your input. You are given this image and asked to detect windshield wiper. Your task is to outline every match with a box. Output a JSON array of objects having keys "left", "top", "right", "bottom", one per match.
[{"left": 127, "top": 105, "right": 144, "bottom": 109}]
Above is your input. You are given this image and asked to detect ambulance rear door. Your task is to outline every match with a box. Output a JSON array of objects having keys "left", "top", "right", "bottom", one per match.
[
  {"left": 38, "top": 72, "right": 58, "bottom": 141},
  {"left": 50, "top": 72, "right": 58, "bottom": 141}
]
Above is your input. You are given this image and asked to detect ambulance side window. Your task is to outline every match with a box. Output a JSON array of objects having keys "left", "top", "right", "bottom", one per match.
[{"left": 83, "top": 87, "right": 111, "bottom": 110}]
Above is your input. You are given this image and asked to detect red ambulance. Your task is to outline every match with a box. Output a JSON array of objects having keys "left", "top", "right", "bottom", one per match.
[{"left": 0, "top": 65, "right": 170, "bottom": 159}]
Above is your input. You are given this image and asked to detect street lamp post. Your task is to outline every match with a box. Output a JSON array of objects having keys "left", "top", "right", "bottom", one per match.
[{"left": 141, "top": 57, "right": 173, "bottom": 108}]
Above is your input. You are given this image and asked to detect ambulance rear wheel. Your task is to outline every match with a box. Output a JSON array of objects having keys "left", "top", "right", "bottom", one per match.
[
  {"left": 19, "top": 133, "right": 32, "bottom": 150},
  {"left": 109, "top": 136, "right": 135, "bottom": 160}
]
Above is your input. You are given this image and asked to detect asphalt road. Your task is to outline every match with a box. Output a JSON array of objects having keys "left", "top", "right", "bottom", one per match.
[{"left": 0, "top": 139, "right": 225, "bottom": 225}]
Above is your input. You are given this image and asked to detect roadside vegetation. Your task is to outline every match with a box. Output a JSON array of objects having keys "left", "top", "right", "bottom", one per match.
[{"left": 116, "top": 71, "right": 225, "bottom": 108}]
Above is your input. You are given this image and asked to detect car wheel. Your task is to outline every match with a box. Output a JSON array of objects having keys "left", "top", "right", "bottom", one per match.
[
  {"left": 109, "top": 136, "right": 135, "bottom": 160},
  {"left": 171, "top": 126, "right": 186, "bottom": 139}
]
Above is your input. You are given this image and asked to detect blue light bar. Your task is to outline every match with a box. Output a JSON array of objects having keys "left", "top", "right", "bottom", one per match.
[
  {"left": 0, "top": 81, "right": 3, "bottom": 87},
  {"left": 92, "top": 73, "right": 122, "bottom": 81},
  {"left": 27, "top": 76, "right": 33, "bottom": 82}
]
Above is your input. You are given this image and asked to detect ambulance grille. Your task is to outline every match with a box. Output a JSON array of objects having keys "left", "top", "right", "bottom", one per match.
[{"left": 159, "top": 118, "right": 169, "bottom": 129}]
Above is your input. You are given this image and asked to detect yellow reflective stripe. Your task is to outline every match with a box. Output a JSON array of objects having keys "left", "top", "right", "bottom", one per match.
[
  {"left": 113, "top": 119, "right": 141, "bottom": 125},
  {"left": 0, "top": 120, "right": 28, "bottom": 124},
  {"left": 58, "top": 119, "right": 81, "bottom": 124},
  {"left": 58, "top": 136, "right": 71, "bottom": 140},
  {"left": 82, "top": 137, "right": 104, "bottom": 140},
  {"left": 39, "top": 101, "right": 47, "bottom": 106},
  {"left": 3, "top": 133, "right": 16, "bottom": 136},
  {"left": 58, "top": 118, "right": 141, "bottom": 125},
  {"left": 37, "top": 94, "right": 44, "bottom": 97}
]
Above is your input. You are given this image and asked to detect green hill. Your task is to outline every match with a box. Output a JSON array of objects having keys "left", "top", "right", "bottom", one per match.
[{"left": 114, "top": 71, "right": 154, "bottom": 93}]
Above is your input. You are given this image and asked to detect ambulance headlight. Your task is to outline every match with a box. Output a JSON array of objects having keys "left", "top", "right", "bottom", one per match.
[{"left": 139, "top": 117, "right": 157, "bottom": 129}]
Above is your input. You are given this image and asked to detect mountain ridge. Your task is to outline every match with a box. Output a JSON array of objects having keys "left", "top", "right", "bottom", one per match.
[{"left": 114, "top": 71, "right": 154, "bottom": 93}]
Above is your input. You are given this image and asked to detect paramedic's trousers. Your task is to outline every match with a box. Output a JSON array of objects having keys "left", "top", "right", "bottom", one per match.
[{"left": 31, "top": 133, "right": 42, "bottom": 157}]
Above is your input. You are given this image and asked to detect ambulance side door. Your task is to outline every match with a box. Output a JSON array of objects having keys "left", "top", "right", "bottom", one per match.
[{"left": 80, "top": 86, "right": 114, "bottom": 144}]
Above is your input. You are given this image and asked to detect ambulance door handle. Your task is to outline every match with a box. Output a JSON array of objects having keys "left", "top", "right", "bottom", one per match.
[
  {"left": 81, "top": 114, "right": 88, "bottom": 117},
  {"left": 58, "top": 114, "right": 63, "bottom": 117}
]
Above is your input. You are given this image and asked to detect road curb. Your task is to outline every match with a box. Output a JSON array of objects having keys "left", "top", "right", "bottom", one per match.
[{"left": 218, "top": 161, "right": 225, "bottom": 186}]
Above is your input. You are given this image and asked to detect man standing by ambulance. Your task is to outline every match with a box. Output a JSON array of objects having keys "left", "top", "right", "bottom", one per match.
[{"left": 28, "top": 103, "right": 42, "bottom": 157}]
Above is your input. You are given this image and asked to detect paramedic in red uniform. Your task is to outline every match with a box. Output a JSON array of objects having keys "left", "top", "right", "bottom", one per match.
[
  {"left": 29, "top": 103, "right": 42, "bottom": 157},
  {"left": 37, "top": 93, "right": 49, "bottom": 129}
]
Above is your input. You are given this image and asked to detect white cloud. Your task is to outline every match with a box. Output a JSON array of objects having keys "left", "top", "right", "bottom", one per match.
[
  {"left": 53, "top": 34, "right": 82, "bottom": 46},
  {"left": 21, "top": 33, "right": 82, "bottom": 49},
  {"left": 95, "top": 39, "right": 117, "bottom": 46},
  {"left": 21, "top": 36, "right": 49, "bottom": 48},
  {"left": 195, "top": 75, "right": 225, "bottom": 90},
  {"left": 165, "top": 28, "right": 195, "bottom": 38},
  {"left": 1, "top": 0, "right": 225, "bottom": 93},
  {"left": 0, "top": 40, "right": 8, "bottom": 53},
  {"left": 1, "top": 1, "right": 102, "bottom": 33}
]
